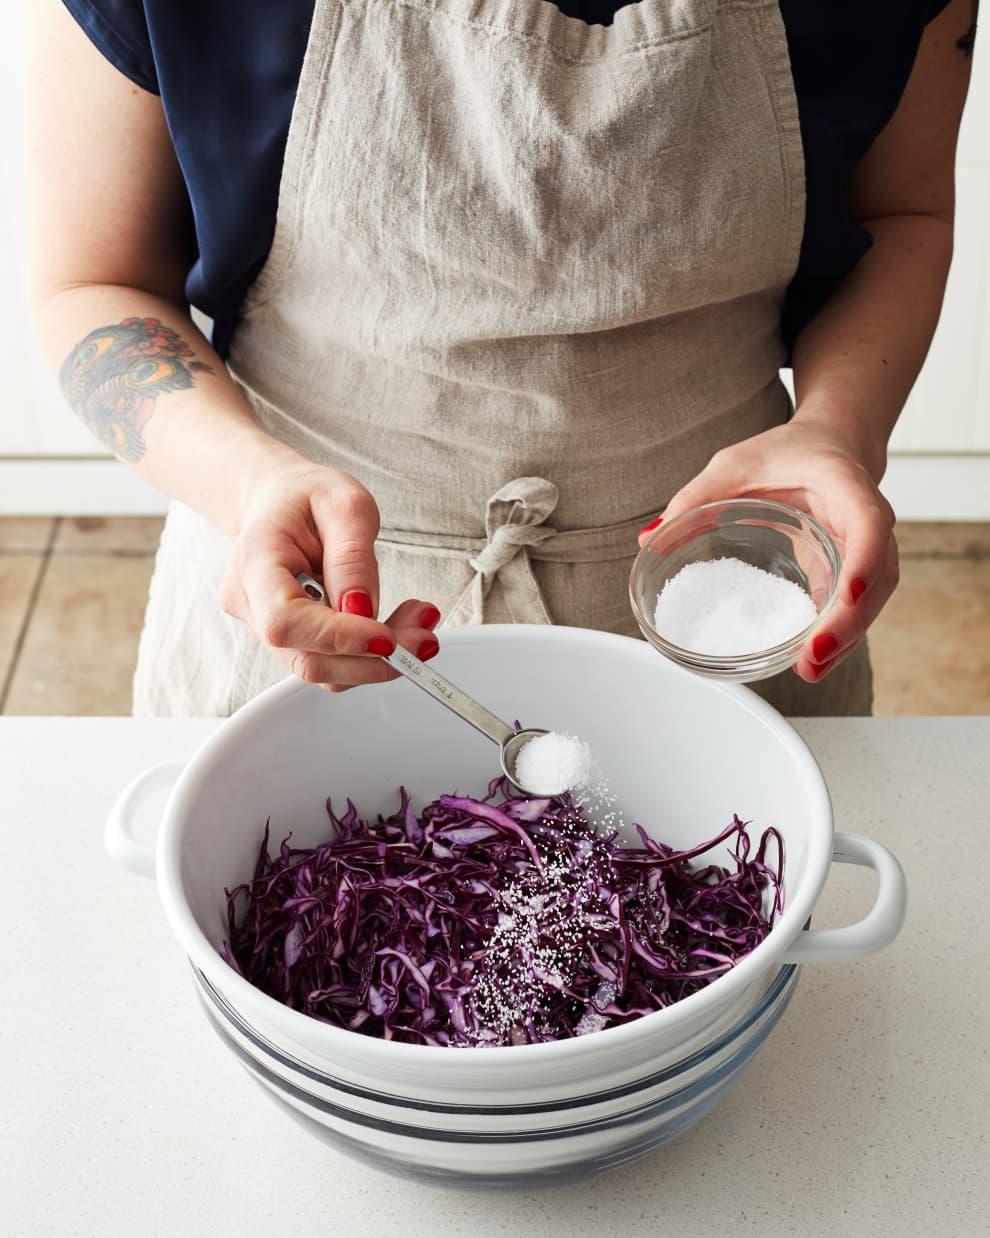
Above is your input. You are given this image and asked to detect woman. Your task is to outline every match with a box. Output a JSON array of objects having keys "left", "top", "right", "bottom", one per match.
[{"left": 26, "top": 0, "right": 975, "bottom": 715}]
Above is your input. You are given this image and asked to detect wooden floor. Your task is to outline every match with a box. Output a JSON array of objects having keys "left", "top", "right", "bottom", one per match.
[{"left": 1, "top": 516, "right": 988, "bottom": 716}]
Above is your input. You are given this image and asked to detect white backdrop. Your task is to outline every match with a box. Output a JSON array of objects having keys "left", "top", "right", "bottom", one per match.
[{"left": 1, "top": 4, "right": 987, "bottom": 517}]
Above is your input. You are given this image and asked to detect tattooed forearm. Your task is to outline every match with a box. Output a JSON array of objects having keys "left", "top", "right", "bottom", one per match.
[{"left": 59, "top": 316, "right": 213, "bottom": 463}]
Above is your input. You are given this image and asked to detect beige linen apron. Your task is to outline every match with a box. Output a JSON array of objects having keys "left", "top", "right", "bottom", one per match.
[{"left": 134, "top": 0, "right": 871, "bottom": 717}]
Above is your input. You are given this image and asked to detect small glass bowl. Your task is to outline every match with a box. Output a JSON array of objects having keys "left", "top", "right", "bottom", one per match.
[{"left": 629, "top": 499, "right": 841, "bottom": 682}]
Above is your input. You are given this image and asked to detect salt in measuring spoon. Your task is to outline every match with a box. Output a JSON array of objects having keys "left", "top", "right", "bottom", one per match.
[{"left": 295, "top": 572, "right": 552, "bottom": 793}]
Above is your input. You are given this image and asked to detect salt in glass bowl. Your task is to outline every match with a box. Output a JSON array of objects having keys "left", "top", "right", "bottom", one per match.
[{"left": 629, "top": 499, "right": 841, "bottom": 682}]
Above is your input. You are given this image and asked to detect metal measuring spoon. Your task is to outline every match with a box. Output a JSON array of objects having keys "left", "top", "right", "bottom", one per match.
[{"left": 295, "top": 573, "right": 549, "bottom": 792}]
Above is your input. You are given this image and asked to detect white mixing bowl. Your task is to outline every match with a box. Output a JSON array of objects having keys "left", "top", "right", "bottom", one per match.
[{"left": 106, "top": 626, "right": 905, "bottom": 1180}]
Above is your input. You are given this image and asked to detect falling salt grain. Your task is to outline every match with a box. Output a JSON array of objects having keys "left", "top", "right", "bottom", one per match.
[
  {"left": 514, "top": 731, "right": 593, "bottom": 796},
  {"left": 464, "top": 736, "right": 632, "bottom": 1042},
  {"left": 653, "top": 557, "right": 817, "bottom": 657}
]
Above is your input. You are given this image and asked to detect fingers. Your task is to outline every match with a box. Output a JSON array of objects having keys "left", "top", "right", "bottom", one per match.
[
  {"left": 300, "top": 598, "right": 444, "bottom": 691},
  {"left": 313, "top": 483, "right": 382, "bottom": 619},
  {"left": 281, "top": 597, "right": 444, "bottom": 690},
  {"left": 629, "top": 422, "right": 902, "bottom": 686},
  {"left": 235, "top": 554, "right": 399, "bottom": 658},
  {"left": 832, "top": 487, "right": 897, "bottom": 608},
  {"left": 795, "top": 531, "right": 899, "bottom": 684},
  {"left": 220, "top": 464, "right": 445, "bottom": 691}
]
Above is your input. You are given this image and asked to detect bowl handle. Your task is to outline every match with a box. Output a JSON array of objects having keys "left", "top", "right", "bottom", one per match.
[
  {"left": 779, "top": 832, "right": 907, "bottom": 964},
  {"left": 104, "top": 760, "right": 185, "bottom": 879}
]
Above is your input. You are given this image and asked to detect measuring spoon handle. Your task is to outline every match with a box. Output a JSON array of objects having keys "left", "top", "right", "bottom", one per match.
[
  {"left": 385, "top": 645, "right": 515, "bottom": 750},
  {"left": 293, "top": 573, "right": 514, "bottom": 751}
]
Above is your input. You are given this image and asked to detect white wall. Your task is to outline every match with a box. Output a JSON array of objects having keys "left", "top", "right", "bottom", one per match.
[
  {"left": 1, "top": 8, "right": 987, "bottom": 517},
  {"left": 882, "top": 29, "right": 990, "bottom": 520},
  {"left": 0, "top": 2, "right": 170, "bottom": 514}
]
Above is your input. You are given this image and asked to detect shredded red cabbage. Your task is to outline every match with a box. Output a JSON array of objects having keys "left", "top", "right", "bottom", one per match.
[{"left": 221, "top": 778, "right": 783, "bottom": 1047}]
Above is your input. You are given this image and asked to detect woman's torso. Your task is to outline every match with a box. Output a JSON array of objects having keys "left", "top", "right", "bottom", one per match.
[{"left": 123, "top": 0, "right": 884, "bottom": 715}]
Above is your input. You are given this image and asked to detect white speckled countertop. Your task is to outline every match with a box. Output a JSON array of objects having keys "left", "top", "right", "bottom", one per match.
[{"left": 1, "top": 716, "right": 987, "bottom": 1238}]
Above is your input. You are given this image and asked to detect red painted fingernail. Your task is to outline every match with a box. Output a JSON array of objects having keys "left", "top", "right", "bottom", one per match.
[
  {"left": 850, "top": 578, "right": 868, "bottom": 604},
  {"left": 341, "top": 590, "right": 374, "bottom": 618},
  {"left": 418, "top": 637, "right": 440, "bottom": 661},
  {"left": 812, "top": 632, "right": 840, "bottom": 663},
  {"left": 639, "top": 516, "right": 663, "bottom": 537},
  {"left": 420, "top": 606, "right": 442, "bottom": 630},
  {"left": 366, "top": 636, "right": 395, "bottom": 656},
  {"left": 811, "top": 658, "right": 835, "bottom": 682}
]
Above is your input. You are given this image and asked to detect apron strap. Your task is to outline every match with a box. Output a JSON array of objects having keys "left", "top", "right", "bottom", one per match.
[{"left": 444, "top": 477, "right": 559, "bottom": 626}]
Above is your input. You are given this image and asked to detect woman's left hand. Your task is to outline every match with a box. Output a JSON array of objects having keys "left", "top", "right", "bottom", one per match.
[{"left": 637, "top": 419, "right": 899, "bottom": 683}]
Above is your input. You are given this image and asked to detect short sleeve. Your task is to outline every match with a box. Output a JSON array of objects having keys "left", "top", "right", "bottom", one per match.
[
  {"left": 921, "top": 0, "right": 954, "bottom": 22},
  {"left": 61, "top": 0, "right": 159, "bottom": 95}
]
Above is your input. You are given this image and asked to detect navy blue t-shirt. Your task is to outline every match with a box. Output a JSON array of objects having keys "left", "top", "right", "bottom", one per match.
[{"left": 62, "top": 0, "right": 951, "bottom": 359}]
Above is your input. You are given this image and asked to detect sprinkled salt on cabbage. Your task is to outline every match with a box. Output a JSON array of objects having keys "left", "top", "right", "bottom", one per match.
[{"left": 221, "top": 778, "right": 783, "bottom": 1047}]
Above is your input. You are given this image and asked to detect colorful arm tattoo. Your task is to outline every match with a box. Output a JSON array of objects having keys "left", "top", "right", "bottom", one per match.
[{"left": 59, "top": 316, "right": 213, "bottom": 463}]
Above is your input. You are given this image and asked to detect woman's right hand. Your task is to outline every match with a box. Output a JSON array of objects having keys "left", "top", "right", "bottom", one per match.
[{"left": 220, "top": 457, "right": 442, "bottom": 690}]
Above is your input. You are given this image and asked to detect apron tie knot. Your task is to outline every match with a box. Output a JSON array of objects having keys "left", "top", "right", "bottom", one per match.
[{"left": 445, "top": 478, "right": 558, "bottom": 626}]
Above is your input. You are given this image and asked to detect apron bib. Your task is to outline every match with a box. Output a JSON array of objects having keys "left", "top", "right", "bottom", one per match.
[{"left": 134, "top": 0, "right": 871, "bottom": 716}]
